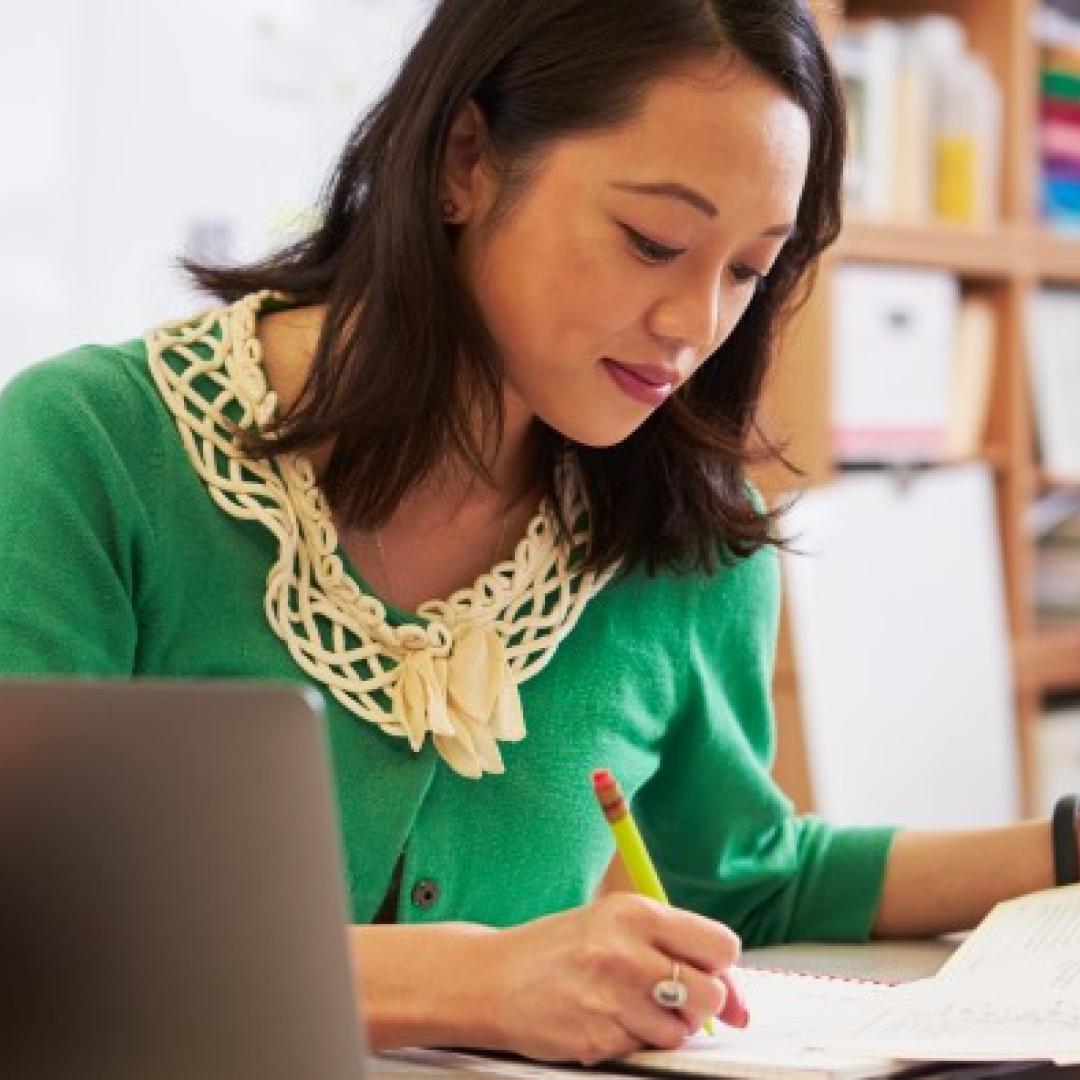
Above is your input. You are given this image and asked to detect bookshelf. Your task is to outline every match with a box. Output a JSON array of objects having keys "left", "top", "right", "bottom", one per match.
[
  {"left": 765, "top": 0, "right": 1080, "bottom": 815},
  {"left": 1016, "top": 625, "right": 1080, "bottom": 693}
]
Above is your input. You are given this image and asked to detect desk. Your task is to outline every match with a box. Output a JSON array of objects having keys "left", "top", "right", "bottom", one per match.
[{"left": 371, "top": 942, "right": 1080, "bottom": 1080}]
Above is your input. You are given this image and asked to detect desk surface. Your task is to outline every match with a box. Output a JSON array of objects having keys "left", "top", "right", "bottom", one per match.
[
  {"left": 370, "top": 942, "right": 1080, "bottom": 1080},
  {"left": 741, "top": 939, "right": 960, "bottom": 983},
  {"left": 371, "top": 1048, "right": 1078, "bottom": 1080}
]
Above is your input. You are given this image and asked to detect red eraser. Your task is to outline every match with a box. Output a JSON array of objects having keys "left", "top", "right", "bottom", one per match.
[{"left": 591, "top": 768, "right": 614, "bottom": 792}]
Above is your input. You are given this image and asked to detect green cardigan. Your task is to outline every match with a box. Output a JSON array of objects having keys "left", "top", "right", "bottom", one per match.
[{"left": 0, "top": 337, "right": 896, "bottom": 942}]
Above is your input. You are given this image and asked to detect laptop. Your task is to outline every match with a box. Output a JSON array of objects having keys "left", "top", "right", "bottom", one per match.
[{"left": 0, "top": 680, "right": 368, "bottom": 1080}]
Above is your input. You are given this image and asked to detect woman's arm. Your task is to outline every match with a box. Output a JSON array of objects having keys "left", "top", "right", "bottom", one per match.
[
  {"left": 349, "top": 894, "right": 745, "bottom": 1063},
  {"left": 349, "top": 922, "right": 501, "bottom": 1050},
  {"left": 873, "top": 821, "right": 1054, "bottom": 937}
]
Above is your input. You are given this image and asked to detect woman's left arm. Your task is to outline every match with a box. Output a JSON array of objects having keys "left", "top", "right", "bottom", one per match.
[{"left": 873, "top": 822, "right": 1054, "bottom": 937}]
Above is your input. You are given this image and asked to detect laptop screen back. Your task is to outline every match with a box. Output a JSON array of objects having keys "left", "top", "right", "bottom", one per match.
[{"left": 0, "top": 680, "right": 367, "bottom": 1080}]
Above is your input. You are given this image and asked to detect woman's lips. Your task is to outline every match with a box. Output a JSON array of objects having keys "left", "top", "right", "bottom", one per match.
[{"left": 602, "top": 358, "right": 676, "bottom": 406}]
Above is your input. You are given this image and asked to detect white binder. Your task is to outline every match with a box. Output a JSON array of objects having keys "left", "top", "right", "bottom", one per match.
[
  {"left": 782, "top": 463, "right": 1019, "bottom": 827},
  {"left": 831, "top": 264, "right": 958, "bottom": 462}
]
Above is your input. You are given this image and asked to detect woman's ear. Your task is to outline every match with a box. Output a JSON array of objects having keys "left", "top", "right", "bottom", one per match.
[{"left": 440, "top": 100, "right": 494, "bottom": 225}]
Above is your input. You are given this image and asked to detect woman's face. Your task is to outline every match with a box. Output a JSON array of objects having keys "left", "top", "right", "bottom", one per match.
[{"left": 451, "top": 55, "right": 812, "bottom": 448}]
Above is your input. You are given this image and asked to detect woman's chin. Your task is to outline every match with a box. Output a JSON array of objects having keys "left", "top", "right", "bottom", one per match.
[{"left": 548, "top": 413, "right": 655, "bottom": 450}]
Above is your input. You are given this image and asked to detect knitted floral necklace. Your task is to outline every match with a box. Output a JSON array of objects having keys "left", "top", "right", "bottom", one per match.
[{"left": 146, "top": 290, "right": 616, "bottom": 778}]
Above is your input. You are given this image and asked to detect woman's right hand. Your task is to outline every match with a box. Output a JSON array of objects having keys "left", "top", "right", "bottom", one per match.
[{"left": 481, "top": 893, "right": 744, "bottom": 1064}]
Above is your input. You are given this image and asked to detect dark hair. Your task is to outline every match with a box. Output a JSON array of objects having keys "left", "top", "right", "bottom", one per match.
[{"left": 182, "top": 0, "right": 845, "bottom": 575}]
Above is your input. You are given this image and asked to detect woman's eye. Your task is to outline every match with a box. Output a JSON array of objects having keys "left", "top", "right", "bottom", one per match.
[
  {"left": 621, "top": 225, "right": 684, "bottom": 266},
  {"left": 730, "top": 263, "right": 766, "bottom": 290}
]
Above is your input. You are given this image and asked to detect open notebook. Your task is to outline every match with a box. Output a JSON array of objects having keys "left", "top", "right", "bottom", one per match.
[
  {"left": 622, "top": 967, "right": 909, "bottom": 1080},
  {"left": 623, "top": 884, "right": 1080, "bottom": 1078}
]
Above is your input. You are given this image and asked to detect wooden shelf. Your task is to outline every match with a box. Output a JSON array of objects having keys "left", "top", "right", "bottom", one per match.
[
  {"left": 1018, "top": 625, "right": 1080, "bottom": 694},
  {"left": 837, "top": 219, "right": 1023, "bottom": 277},
  {"left": 982, "top": 444, "right": 1011, "bottom": 473},
  {"left": 837, "top": 220, "right": 1080, "bottom": 283},
  {"left": 1039, "top": 471, "right": 1080, "bottom": 494},
  {"left": 1030, "top": 229, "right": 1080, "bottom": 284}
]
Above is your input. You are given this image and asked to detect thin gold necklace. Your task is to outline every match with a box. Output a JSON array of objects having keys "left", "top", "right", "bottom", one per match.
[{"left": 373, "top": 513, "right": 510, "bottom": 609}]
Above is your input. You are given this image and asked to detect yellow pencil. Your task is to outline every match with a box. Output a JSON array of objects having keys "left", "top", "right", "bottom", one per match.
[
  {"left": 592, "top": 768, "right": 671, "bottom": 903},
  {"left": 592, "top": 768, "right": 747, "bottom": 1036}
]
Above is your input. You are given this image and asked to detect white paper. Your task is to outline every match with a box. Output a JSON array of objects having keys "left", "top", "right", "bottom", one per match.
[
  {"left": 937, "top": 884, "right": 1080, "bottom": 991},
  {"left": 625, "top": 968, "right": 905, "bottom": 1079},
  {"left": 838, "top": 981, "right": 1077, "bottom": 1065},
  {"left": 824, "top": 887, "right": 1080, "bottom": 1065}
]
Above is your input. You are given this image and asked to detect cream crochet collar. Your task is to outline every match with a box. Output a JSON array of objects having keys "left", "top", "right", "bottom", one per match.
[{"left": 146, "top": 290, "right": 616, "bottom": 779}]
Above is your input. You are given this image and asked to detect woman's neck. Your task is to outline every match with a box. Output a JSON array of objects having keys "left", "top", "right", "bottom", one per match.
[{"left": 257, "top": 301, "right": 540, "bottom": 525}]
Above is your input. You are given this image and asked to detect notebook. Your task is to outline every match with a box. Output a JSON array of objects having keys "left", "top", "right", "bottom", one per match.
[
  {"left": 620, "top": 886, "right": 1080, "bottom": 1077},
  {"left": 621, "top": 967, "right": 909, "bottom": 1080}
]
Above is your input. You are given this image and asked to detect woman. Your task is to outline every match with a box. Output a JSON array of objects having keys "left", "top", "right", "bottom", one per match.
[{"left": 0, "top": 0, "right": 1064, "bottom": 1065}]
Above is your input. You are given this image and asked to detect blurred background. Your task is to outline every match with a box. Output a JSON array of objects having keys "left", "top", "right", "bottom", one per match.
[
  {"left": 0, "top": 0, "right": 432, "bottom": 372},
  {"left": 2, "top": 0, "right": 1078, "bottom": 829}
]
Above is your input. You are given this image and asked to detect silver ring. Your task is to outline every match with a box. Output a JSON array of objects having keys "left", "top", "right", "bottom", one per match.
[{"left": 651, "top": 960, "right": 688, "bottom": 1009}]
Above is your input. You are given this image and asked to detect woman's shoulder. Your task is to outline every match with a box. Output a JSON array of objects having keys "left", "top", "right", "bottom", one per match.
[
  {"left": 609, "top": 524, "right": 780, "bottom": 608},
  {"left": 0, "top": 337, "right": 173, "bottom": 454},
  {"left": 0, "top": 337, "right": 195, "bottom": 529},
  {"left": 595, "top": 536, "right": 781, "bottom": 654}
]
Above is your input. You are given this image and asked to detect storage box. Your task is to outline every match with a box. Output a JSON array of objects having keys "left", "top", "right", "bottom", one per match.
[{"left": 831, "top": 264, "right": 959, "bottom": 461}]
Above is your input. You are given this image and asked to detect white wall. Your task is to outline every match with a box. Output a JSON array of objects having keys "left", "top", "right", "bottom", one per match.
[{"left": 0, "top": 0, "right": 432, "bottom": 385}]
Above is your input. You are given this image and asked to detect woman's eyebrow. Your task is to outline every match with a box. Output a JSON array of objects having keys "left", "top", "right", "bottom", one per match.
[
  {"left": 610, "top": 181, "right": 794, "bottom": 238},
  {"left": 610, "top": 180, "right": 718, "bottom": 218},
  {"left": 761, "top": 222, "right": 795, "bottom": 238}
]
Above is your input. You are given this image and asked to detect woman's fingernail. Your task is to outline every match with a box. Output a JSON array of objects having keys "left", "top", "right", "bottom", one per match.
[{"left": 720, "top": 971, "right": 750, "bottom": 1028}]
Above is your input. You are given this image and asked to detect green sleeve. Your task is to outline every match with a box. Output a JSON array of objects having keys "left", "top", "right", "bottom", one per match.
[
  {"left": 634, "top": 543, "right": 898, "bottom": 946},
  {"left": 0, "top": 348, "right": 160, "bottom": 676}
]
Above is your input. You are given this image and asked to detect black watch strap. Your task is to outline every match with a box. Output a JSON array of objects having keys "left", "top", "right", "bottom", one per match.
[{"left": 1052, "top": 794, "right": 1080, "bottom": 887}]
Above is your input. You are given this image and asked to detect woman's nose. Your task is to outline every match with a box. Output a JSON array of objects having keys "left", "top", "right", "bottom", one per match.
[{"left": 647, "top": 273, "right": 724, "bottom": 355}]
